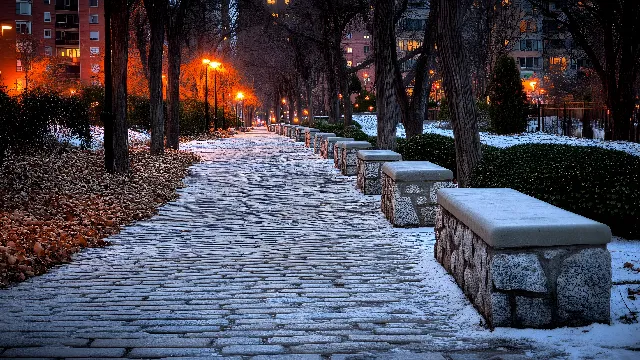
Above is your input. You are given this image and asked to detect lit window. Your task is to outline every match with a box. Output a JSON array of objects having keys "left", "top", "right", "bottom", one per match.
[
  {"left": 44, "top": 29, "right": 52, "bottom": 38},
  {"left": 90, "top": 14, "right": 99, "bottom": 24},
  {"left": 15, "top": 21, "right": 31, "bottom": 34},
  {"left": 16, "top": 1, "right": 32, "bottom": 15},
  {"left": 346, "top": 61, "right": 352, "bottom": 67},
  {"left": 44, "top": 46, "right": 52, "bottom": 56},
  {"left": 346, "top": 47, "right": 353, "bottom": 53},
  {"left": 90, "top": 31, "right": 99, "bottom": 40},
  {"left": 364, "top": 35, "right": 370, "bottom": 39},
  {"left": 346, "top": 33, "right": 352, "bottom": 39},
  {"left": 91, "top": 64, "right": 100, "bottom": 73},
  {"left": 44, "top": 12, "right": 51, "bottom": 22},
  {"left": 16, "top": 59, "right": 23, "bottom": 72},
  {"left": 90, "top": 0, "right": 98, "bottom": 7},
  {"left": 267, "top": 0, "right": 275, "bottom": 3},
  {"left": 90, "top": 46, "right": 100, "bottom": 55}
]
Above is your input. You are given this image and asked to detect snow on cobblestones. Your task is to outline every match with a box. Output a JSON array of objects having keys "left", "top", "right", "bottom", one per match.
[
  {"left": 0, "top": 128, "right": 637, "bottom": 359},
  {"left": 354, "top": 114, "right": 640, "bottom": 157}
]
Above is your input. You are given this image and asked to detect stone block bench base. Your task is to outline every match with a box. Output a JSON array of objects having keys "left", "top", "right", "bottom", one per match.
[
  {"left": 322, "top": 137, "right": 353, "bottom": 159},
  {"left": 314, "top": 133, "right": 336, "bottom": 154},
  {"left": 356, "top": 150, "right": 402, "bottom": 195},
  {"left": 434, "top": 188, "right": 612, "bottom": 329},
  {"left": 339, "top": 141, "right": 372, "bottom": 176},
  {"left": 305, "top": 129, "right": 320, "bottom": 148},
  {"left": 381, "top": 161, "right": 454, "bottom": 227}
]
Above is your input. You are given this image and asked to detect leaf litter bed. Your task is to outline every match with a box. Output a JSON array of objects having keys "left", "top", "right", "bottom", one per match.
[{"left": 0, "top": 146, "right": 200, "bottom": 288}]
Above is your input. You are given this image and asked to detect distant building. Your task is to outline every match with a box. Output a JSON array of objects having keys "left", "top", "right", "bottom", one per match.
[{"left": 0, "top": 0, "right": 105, "bottom": 92}]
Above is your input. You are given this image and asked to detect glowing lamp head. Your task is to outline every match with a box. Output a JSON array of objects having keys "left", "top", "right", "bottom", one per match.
[
  {"left": 236, "top": 92, "right": 244, "bottom": 100},
  {"left": 529, "top": 81, "right": 537, "bottom": 90},
  {"left": 202, "top": 58, "right": 211, "bottom": 65},
  {"left": 210, "top": 61, "right": 221, "bottom": 69}
]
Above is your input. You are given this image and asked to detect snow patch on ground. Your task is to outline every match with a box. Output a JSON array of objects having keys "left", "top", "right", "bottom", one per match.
[
  {"left": 353, "top": 114, "right": 640, "bottom": 157},
  {"left": 53, "top": 126, "right": 151, "bottom": 149}
]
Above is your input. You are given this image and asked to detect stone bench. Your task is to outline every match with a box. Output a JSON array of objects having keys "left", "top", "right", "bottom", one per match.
[
  {"left": 321, "top": 137, "right": 353, "bottom": 159},
  {"left": 278, "top": 123, "right": 286, "bottom": 136},
  {"left": 305, "top": 128, "right": 320, "bottom": 148},
  {"left": 381, "top": 161, "right": 454, "bottom": 227},
  {"left": 435, "top": 188, "right": 612, "bottom": 329},
  {"left": 356, "top": 150, "right": 402, "bottom": 195},
  {"left": 294, "top": 127, "right": 307, "bottom": 142},
  {"left": 339, "top": 141, "right": 372, "bottom": 176},
  {"left": 268, "top": 124, "right": 276, "bottom": 132},
  {"left": 313, "top": 133, "right": 336, "bottom": 154}
]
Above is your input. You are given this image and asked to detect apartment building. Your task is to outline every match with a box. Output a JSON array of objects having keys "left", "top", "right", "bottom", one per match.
[{"left": 0, "top": 0, "right": 104, "bottom": 92}]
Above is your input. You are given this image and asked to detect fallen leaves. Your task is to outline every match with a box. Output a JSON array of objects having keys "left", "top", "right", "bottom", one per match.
[{"left": 0, "top": 146, "right": 200, "bottom": 288}]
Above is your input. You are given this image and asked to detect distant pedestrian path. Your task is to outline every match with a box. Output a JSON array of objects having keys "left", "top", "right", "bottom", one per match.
[{"left": 0, "top": 128, "right": 543, "bottom": 359}]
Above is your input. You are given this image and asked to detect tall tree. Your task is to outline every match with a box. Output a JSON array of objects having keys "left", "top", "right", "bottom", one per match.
[
  {"left": 373, "top": 0, "right": 404, "bottom": 150},
  {"left": 404, "top": 1, "right": 438, "bottom": 139},
  {"left": 435, "top": 0, "right": 482, "bottom": 187},
  {"left": 530, "top": 0, "right": 640, "bottom": 141},
  {"left": 165, "top": 0, "right": 192, "bottom": 150},
  {"left": 111, "top": 0, "right": 132, "bottom": 173},
  {"left": 143, "top": 0, "right": 167, "bottom": 155}
]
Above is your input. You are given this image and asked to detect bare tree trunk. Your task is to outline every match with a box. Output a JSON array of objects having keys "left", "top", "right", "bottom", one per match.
[
  {"left": 406, "top": 1, "right": 438, "bottom": 139},
  {"left": 275, "top": 91, "right": 281, "bottom": 123},
  {"left": 288, "top": 94, "right": 295, "bottom": 124},
  {"left": 144, "top": 0, "right": 166, "bottom": 155},
  {"left": 296, "top": 89, "right": 303, "bottom": 125},
  {"left": 166, "top": 28, "right": 180, "bottom": 150},
  {"left": 436, "top": 0, "right": 482, "bottom": 187},
  {"left": 307, "top": 80, "right": 314, "bottom": 126},
  {"left": 374, "top": 0, "right": 402, "bottom": 150},
  {"left": 165, "top": 0, "right": 190, "bottom": 150},
  {"left": 112, "top": 0, "right": 130, "bottom": 173},
  {"left": 102, "top": 0, "right": 114, "bottom": 172}
]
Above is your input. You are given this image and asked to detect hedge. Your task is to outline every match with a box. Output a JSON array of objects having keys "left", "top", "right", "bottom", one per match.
[
  {"left": 313, "top": 121, "right": 374, "bottom": 144},
  {"left": 470, "top": 143, "right": 640, "bottom": 238}
]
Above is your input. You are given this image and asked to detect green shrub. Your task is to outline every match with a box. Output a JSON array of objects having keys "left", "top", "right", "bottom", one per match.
[
  {"left": 59, "top": 95, "right": 92, "bottom": 148},
  {"left": 470, "top": 143, "right": 640, "bottom": 238},
  {"left": 397, "top": 133, "right": 458, "bottom": 178},
  {"left": 488, "top": 55, "right": 528, "bottom": 134},
  {"left": 179, "top": 99, "right": 206, "bottom": 135},
  {"left": 314, "top": 121, "right": 371, "bottom": 142},
  {"left": 0, "top": 87, "right": 18, "bottom": 165},
  {"left": 128, "top": 95, "right": 152, "bottom": 131}
]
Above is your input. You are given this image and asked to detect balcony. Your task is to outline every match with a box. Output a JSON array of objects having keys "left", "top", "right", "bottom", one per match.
[
  {"left": 55, "top": 0, "right": 79, "bottom": 12},
  {"left": 56, "top": 39, "right": 79, "bottom": 46},
  {"left": 55, "top": 22, "right": 79, "bottom": 29}
]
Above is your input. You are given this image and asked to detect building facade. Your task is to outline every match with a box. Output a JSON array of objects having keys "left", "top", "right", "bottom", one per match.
[{"left": 0, "top": 0, "right": 104, "bottom": 92}]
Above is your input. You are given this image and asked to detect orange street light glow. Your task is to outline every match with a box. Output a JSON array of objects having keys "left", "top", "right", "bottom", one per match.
[
  {"left": 210, "top": 61, "right": 221, "bottom": 69},
  {"left": 1, "top": 25, "right": 12, "bottom": 36},
  {"left": 236, "top": 92, "right": 244, "bottom": 100},
  {"left": 202, "top": 58, "right": 210, "bottom": 64},
  {"left": 529, "top": 81, "right": 537, "bottom": 90}
]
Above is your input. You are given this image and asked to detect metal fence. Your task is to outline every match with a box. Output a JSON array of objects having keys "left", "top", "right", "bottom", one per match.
[{"left": 527, "top": 102, "right": 640, "bottom": 142}]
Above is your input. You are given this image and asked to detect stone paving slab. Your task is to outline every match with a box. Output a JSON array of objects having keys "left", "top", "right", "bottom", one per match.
[{"left": 0, "top": 128, "right": 548, "bottom": 359}]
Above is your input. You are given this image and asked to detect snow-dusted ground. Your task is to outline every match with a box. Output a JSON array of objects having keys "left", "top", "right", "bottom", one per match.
[
  {"left": 54, "top": 125, "right": 151, "bottom": 149},
  {"left": 353, "top": 114, "right": 640, "bottom": 157}
]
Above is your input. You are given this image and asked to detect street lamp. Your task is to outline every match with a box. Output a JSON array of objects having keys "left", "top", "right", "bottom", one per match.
[
  {"left": 202, "top": 58, "right": 211, "bottom": 132},
  {"left": 236, "top": 92, "right": 245, "bottom": 129},
  {"left": 210, "top": 61, "right": 221, "bottom": 130}
]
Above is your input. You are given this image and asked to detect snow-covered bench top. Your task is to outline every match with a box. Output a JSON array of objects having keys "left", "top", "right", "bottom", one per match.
[
  {"left": 305, "top": 128, "right": 319, "bottom": 133},
  {"left": 356, "top": 150, "right": 402, "bottom": 161},
  {"left": 382, "top": 161, "right": 453, "bottom": 182},
  {"left": 326, "top": 137, "right": 353, "bottom": 143},
  {"left": 315, "top": 132, "right": 336, "bottom": 139},
  {"left": 436, "top": 188, "right": 611, "bottom": 248},
  {"left": 338, "top": 141, "right": 372, "bottom": 149}
]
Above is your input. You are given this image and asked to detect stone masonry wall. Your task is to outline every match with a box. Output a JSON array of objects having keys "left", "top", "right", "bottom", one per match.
[
  {"left": 381, "top": 173, "right": 454, "bottom": 227},
  {"left": 356, "top": 159, "right": 386, "bottom": 195},
  {"left": 434, "top": 207, "right": 611, "bottom": 329},
  {"left": 340, "top": 149, "right": 360, "bottom": 176}
]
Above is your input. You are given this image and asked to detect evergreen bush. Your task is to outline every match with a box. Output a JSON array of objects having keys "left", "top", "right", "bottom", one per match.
[
  {"left": 488, "top": 55, "right": 528, "bottom": 134},
  {"left": 471, "top": 144, "right": 640, "bottom": 238}
]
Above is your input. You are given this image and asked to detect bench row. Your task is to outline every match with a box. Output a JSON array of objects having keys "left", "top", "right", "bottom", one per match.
[{"left": 271, "top": 123, "right": 612, "bottom": 330}]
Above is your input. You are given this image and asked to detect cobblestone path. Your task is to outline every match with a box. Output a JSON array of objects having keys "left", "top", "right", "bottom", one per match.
[{"left": 0, "top": 129, "right": 544, "bottom": 359}]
